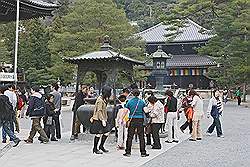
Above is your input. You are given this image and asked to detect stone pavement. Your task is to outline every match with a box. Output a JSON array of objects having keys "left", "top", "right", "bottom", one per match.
[
  {"left": 0, "top": 100, "right": 249, "bottom": 167},
  {"left": 143, "top": 101, "right": 250, "bottom": 167}
]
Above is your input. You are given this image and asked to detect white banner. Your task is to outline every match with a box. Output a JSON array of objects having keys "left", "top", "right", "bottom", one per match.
[{"left": 0, "top": 72, "right": 15, "bottom": 82}]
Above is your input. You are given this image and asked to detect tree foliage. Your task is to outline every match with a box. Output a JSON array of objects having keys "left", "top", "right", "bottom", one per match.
[{"left": 163, "top": 0, "right": 250, "bottom": 87}]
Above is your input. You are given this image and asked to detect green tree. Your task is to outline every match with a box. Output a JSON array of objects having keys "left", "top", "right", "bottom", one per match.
[
  {"left": 49, "top": 0, "right": 144, "bottom": 85},
  {"left": 163, "top": 0, "right": 250, "bottom": 88}
]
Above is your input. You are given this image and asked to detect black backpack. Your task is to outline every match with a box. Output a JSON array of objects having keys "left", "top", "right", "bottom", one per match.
[
  {"left": 30, "top": 96, "right": 46, "bottom": 117},
  {"left": 0, "top": 95, "right": 15, "bottom": 121}
]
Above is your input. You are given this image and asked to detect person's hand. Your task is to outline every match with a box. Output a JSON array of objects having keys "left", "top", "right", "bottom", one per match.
[
  {"left": 207, "top": 114, "right": 210, "bottom": 119},
  {"left": 102, "top": 120, "right": 107, "bottom": 127}
]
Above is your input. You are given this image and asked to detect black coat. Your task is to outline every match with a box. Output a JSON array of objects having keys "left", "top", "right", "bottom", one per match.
[
  {"left": 72, "top": 91, "right": 87, "bottom": 111},
  {"left": 43, "top": 101, "right": 56, "bottom": 124},
  {"left": 0, "top": 94, "right": 14, "bottom": 121}
]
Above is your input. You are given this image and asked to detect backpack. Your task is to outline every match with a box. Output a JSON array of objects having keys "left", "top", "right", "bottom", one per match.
[
  {"left": 0, "top": 95, "right": 15, "bottom": 121},
  {"left": 30, "top": 96, "right": 45, "bottom": 117}
]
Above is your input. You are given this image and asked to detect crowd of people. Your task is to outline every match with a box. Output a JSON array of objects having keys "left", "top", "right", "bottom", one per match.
[{"left": 0, "top": 83, "right": 244, "bottom": 158}]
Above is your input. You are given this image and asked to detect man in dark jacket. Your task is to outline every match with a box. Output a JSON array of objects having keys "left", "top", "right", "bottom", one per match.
[
  {"left": 0, "top": 85, "right": 21, "bottom": 147},
  {"left": 72, "top": 84, "right": 88, "bottom": 138},
  {"left": 24, "top": 85, "right": 49, "bottom": 144}
]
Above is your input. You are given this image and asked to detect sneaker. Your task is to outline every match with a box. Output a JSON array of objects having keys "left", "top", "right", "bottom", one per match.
[
  {"left": 218, "top": 135, "right": 224, "bottom": 138},
  {"left": 206, "top": 132, "right": 212, "bottom": 136},
  {"left": 24, "top": 139, "right": 33, "bottom": 144},
  {"left": 51, "top": 138, "right": 58, "bottom": 141},
  {"left": 189, "top": 138, "right": 196, "bottom": 141},
  {"left": 13, "top": 139, "right": 21, "bottom": 147},
  {"left": 141, "top": 153, "right": 149, "bottom": 157},
  {"left": 2, "top": 140, "right": 6, "bottom": 143},
  {"left": 173, "top": 140, "right": 179, "bottom": 143},
  {"left": 41, "top": 141, "right": 49, "bottom": 144},
  {"left": 165, "top": 140, "right": 172, "bottom": 143},
  {"left": 123, "top": 153, "right": 131, "bottom": 157},
  {"left": 196, "top": 138, "right": 202, "bottom": 140}
]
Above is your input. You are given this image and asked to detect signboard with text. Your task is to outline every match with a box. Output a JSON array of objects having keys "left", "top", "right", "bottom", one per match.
[{"left": 0, "top": 72, "right": 15, "bottom": 82}]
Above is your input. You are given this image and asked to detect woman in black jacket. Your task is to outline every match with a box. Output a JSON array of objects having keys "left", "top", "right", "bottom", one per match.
[{"left": 43, "top": 94, "right": 57, "bottom": 141}]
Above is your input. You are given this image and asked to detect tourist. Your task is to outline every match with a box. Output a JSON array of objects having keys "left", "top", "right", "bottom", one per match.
[
  {"left": 180, "top": 89, "right": 193, "bottom": 134},
  {"left": 123, "top": 89, "right": 149, "bottom": 157},
  {"left": 206, "top": 90, "right": 224, "bottom": 138},
  {"left": 90, "top": 86, "right": 112, "bottom": 154},
  {"left": 0, "top": 85, "right": 21, "bottom": 147},
  {"left": 19, "top": 89, "right": 28, "bottom": 118},
  {"left": 88, "top": 86, "right": 97, "bottom": 98},
  {"left": 235, "top": 87, "right": 242, "bottom": 106},
  {"left": 223, "top": 87, "right": 228, "bottom": 104},
  {"left": 165, "top": 90, "right": 179, "bottom": 143},
  {"left": 50, "top": 83, "right": 62, "bottom": 139},
  {"left": 115, "top": 95, "right": 129, "bottom": 150},
  {"left": 72, "top": 84, "right": 88, "bottom": 138},
  {"left": 43, "top": 94, "right": 57, "bottom": 141},
  {"left": 189, "top": 90, "right": 204, "bottom": 141},
  {"left": 145, "top": 95, "right": 164, "bottom": 149},
  {"left": 2, "top": 84, "right": 17, "bottom": 143},
  {"left": 24, "top": 85, "right": 49, "bottom": 144}
]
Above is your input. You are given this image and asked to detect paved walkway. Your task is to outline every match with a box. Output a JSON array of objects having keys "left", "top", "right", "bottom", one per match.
[
  {"left": 0, "top": 100, "right": 249, "bottom": 167},
  {"left": 143, "top": 101, "right": 250, "bottom": 167}
]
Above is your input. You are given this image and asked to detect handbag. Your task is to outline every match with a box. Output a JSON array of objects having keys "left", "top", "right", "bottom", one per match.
[
  {"left": 46, "top": 116, "right": 53, "bottom": 125},
  {"left": 126, "top": 100, "right": 140, "bottom": 128}
]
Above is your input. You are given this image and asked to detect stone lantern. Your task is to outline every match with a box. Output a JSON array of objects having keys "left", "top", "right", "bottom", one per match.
[{"left": 151, "top": 45, "right": 171, "bottom": 90}]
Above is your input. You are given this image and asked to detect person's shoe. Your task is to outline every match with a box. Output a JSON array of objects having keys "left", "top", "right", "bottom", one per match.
[
  {"left": 38, "top": 136, "right": 42, "bottom": 142},
  {"left": 117, "top": 146, "right": 125, "bottom": 150},
  {"left": 51, "top": 138, "right": 58, "bottom": 141},
  {"left": 2, "top": 140, "right": 6, "bottom": 143},
  {"left": 218, "top": 135, "right": 224, "bottom": 138},
  {"left": 165, "top": 140, "right": 172, "bottom": 143},
  {"left": 74, "top": 134, "right": 78, "bottom": 140},
  {"left": 99, "top": 146, "right": 109, "bottom": 153},
  {"left": 123, "top": 153, "right": 131, "bottom": 157},
  {"left": 41, "top": 140, "right": 49, "bottom": 144},
  {"left": 180, "top": 128, "right": 184, "bottom": 133},
  {"left": 93, "top": 149, "right": 103, "bottom": 154},
  {"left": 141, "top": 153, "right": 149, "bottom": 157},
  {"left": 24, "top": 139, "right": 33, "bottom": 144},
  {"left": 13, "top": 139, "right": 21, "bottom": 147},
  {"left": 189, "top": 138, "right": 196, "bottom": 141},
  {"left": 152, "top": 146, "right": 161, "bottom": 149},
  {"left": 173, "top": 140, "right": 179, "bottom": 143},
  {"left": 206, "top": 131, "right": 212, "bottom": 136},
  {"left": 197, "top": 138, "right": 202, "bottom": 140}
]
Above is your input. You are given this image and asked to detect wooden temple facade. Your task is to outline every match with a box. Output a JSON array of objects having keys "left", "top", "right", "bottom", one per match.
[
  {"left": 136, "top": 19, "right": 216, "bottom": 89},
  {"left": 0, "top": 0, "right": 58, "bottom": 22}
]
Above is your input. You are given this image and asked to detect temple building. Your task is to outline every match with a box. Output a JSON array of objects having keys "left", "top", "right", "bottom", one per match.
[
  {"left": 0, "top": 0, "right": 58, "bottom": 22},
  {"left": 136, "top": 19, "right": 216, "bottom": 89}
]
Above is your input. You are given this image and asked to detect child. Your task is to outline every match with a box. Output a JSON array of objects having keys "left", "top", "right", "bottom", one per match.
[
  {"left": 115, "top": 95, "right": 129, "bottom": 150},
  {"left": 43, "top": 94, "right": 57, "bottom": 141}
]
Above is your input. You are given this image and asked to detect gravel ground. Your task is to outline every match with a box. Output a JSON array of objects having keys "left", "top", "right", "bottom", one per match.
[{"left": 142, "top": 101, "right": 250, "bottom": 167}]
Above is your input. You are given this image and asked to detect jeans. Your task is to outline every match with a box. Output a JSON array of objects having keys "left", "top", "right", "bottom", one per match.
[
  {"left": 54, "top": 116, "right": 61, "bottom": 139},
  {"left": 151, "top": 123, "right": 162, "bottom": 148},
  {"left": 207, "top": 116, "right": 223, "bottom": 136},
  {"left": 1, "top": 120, "right": 19, "bottom": 142},
  {"left": 2, "top": 121, "right": 14, "bottom": 141},
  {"left": 125, "top": 118, "right": 146, "bottom": 154},
  {"left": 180, "top": 120, "right": 193, "bottom": 134}
]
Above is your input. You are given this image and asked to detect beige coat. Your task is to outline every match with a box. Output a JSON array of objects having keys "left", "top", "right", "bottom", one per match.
[
  {"left": 145, "top": 101, "right": 165, "bottom": 124},
  {"left": 91, "top": 96, "right": 108, "bottom": 121},
  {"left": 191, "top": 95, "right": 204, "bottom": 121}
]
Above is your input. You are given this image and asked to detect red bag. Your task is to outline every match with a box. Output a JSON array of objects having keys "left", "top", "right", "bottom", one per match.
[{"left": 17, "top": 96, "right": 24, "bottom": 110}]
